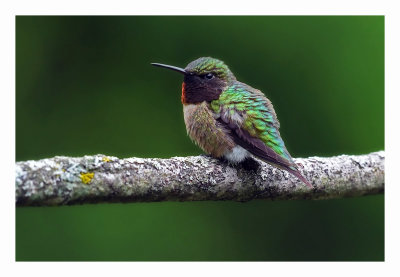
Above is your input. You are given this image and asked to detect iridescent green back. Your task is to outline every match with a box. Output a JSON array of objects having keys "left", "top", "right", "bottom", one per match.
[{"left": 211, "top": 82, "right": 294, "bottom": 163}]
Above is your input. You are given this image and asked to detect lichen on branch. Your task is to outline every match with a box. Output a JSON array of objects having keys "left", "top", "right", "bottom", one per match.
[{"left": 15, "top": 151, "right": 384, "bottom": 206}]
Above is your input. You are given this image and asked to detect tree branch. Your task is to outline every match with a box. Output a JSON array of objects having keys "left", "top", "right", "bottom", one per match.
[{"left": 15, "top": 151, "right": 384, "bottom": 206}]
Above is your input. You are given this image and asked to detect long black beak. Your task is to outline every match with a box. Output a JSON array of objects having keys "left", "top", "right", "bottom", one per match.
[{"left": 151, "top": 63, "right": 187, "bottom": 75}]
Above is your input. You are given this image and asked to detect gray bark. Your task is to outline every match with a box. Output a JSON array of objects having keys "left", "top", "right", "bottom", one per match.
[{"left": 15, "top": 151, "right": 384, "bottom": 206}]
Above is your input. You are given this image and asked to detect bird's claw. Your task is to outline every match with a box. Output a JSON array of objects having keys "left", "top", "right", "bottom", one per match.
[{"left": 239, "top": 157, "right": 261, "bottom": 172}]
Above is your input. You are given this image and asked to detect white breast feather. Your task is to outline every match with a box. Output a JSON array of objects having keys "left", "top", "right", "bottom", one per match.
[{"left": 224, "top": 146, "right": 249, "bottom": 163}]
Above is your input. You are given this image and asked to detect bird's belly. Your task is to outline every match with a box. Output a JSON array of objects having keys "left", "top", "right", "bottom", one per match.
[
  {"left": 224, "top": 145, "right": 249, "bottom": 163},
  {"left": 183, "top": 102, "right": 235, "bottom": 158}
]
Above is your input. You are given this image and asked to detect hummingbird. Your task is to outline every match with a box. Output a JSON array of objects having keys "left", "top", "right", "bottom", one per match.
[{"left": 151, "top": 57, "right": 312, "bottom": 187}]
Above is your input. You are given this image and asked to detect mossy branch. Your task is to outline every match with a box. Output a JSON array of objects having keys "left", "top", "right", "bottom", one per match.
[{"left": 15, "top": 151, "right": 384, "bottom": 206}]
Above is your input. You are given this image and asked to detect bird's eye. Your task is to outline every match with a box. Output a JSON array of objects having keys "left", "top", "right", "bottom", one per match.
[{"left": 205, "top": 73, "right": 214, "bottom": 79}]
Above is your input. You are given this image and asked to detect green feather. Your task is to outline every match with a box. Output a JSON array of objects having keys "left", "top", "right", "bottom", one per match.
[{"left": 211, "top": 82, "right": 293, "bottom": 162}]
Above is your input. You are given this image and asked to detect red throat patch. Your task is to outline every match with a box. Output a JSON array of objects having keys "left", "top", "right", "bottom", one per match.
[{"left": 181, "top": 82, "right": 186, "bottom": 104}]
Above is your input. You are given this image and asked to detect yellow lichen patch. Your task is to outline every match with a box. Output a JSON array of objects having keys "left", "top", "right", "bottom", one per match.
[
  {"left": 102, "top": 156, "right": 111, "bottom": 162},
  {"left": 80, "top": 172, "right": 94, "bottom": 184}
]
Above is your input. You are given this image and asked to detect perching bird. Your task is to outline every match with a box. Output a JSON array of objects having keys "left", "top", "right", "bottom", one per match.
[{"left": 152, "top": 57, "right": 312, "bottom": 187}]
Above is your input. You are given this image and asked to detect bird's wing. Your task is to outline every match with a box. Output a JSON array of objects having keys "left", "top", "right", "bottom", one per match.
[
  {"left": 211, "top": 83, "right": 312, "bottom": 187},
  {"left": 211, "top": 82, "right": 297, "bottom": 171}
]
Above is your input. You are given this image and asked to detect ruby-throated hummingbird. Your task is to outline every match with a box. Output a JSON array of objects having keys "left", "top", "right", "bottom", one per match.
[{"left": 152, "top": 57, "right": 312, "bottom": 187}]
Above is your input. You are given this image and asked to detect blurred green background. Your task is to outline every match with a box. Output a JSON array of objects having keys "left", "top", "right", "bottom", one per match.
[{"left": 16, "top": 16, "right": 384, "bottom": 261}]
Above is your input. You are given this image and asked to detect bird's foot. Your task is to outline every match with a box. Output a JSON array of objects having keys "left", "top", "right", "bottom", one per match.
[
  {"left": 209, "top": 156, "right": 260, "bottom": 173},
  {"left": 215, "top": 156, "right": 231, "bottom": 165},
  {"left": 238, "top": 157, "right": 261, "bottom": 173}
]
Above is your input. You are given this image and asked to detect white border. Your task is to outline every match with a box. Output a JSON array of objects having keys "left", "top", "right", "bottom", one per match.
[{"left": 2, "top": 1, "right": 398, "bottom": 277}]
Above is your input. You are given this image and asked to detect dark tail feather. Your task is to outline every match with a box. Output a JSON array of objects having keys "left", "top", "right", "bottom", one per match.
[
  {"left": 286, "top": 167, "right": 313, "bottom": 188},
  {"left": 254, "top": 156, "right": 313, "bottom": 188}
]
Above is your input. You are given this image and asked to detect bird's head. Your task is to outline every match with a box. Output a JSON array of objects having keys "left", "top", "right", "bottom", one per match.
[{"left": 152, "top": 57, "right": 236, "bottom": 104}]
